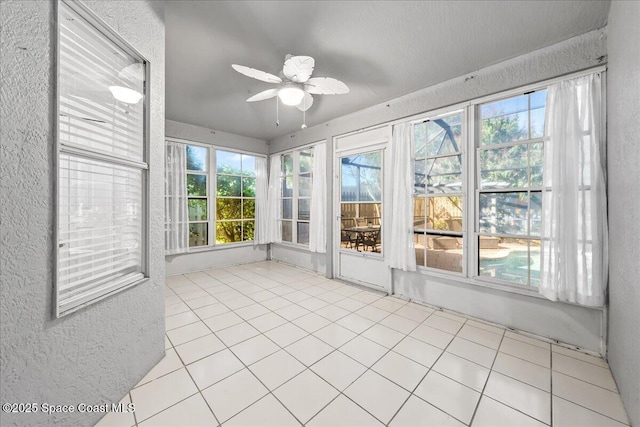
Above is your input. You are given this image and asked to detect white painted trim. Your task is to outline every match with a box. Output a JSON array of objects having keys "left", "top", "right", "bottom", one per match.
[
  {"left": 165, "top": 136, "right": 267, "bottom": 158},
  {"left": 269, "top": 139, "right": 326, "bottom": 157}
]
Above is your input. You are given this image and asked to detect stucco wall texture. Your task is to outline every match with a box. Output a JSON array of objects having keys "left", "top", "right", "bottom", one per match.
[
  {"left": 606, "top": 1, "right": 640, "bottom": 425},
  {"left": 0, "top": 1, "right": 166, "bottom": 426}
]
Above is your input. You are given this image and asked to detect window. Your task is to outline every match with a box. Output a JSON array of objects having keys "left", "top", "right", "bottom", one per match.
[
  {"left": 216, "top": 150, "right": 256, "bottom": 244},
  {"left": 169, "top": 144, "right": 260, "bottom": 250},
  {"left": 280, "top": 147, "right": 314, "bottom": 244},
  {"left": 476, "top": 90, "right": 547, "bottom": 287},
  {"left": 187, "top": 145, "right": 209, "bottom": 247},
  {"left": 56, "top": 1, "right": 147, "bottom": 316},
  {"left": 413, "top": 111, "right": 465, "bottom": 272}
]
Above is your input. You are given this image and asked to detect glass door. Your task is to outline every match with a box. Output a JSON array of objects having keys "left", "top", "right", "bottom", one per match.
[
  {"left": 334, "top": 142, "right": 390, "bottom": 291},
  {"left": 339, "top": 150, "right": 383, "bottom": 254}
]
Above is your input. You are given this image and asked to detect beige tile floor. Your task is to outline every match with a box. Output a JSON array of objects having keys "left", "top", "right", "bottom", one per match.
[{"left": 97, "top": 261, "right": 631, "bottom": 427}]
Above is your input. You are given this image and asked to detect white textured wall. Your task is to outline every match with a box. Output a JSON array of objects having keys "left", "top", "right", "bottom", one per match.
[
  {"left": 606, "top": 1, "right": 640, "bottom": 424},
  {"left": 268, "top": 29, "right": 608, "bottom": 352},
  {"left": 271, "top": 244, "right": 327, "bottom": 275},
  {"left": 165, "top": 119, "right": 269, "bottom": 275},
  {"left": 166, "top": 119, "right": 269, "bottom": 154},
  {"left": 166, "top": 245, "right": 268, "bottom": 276},
  {"left": 0, "top": 1, "right": 165, "bottom": 426}
]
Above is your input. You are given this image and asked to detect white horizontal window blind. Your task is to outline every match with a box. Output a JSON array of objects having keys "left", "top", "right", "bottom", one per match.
[{"left": 56, "top": 1, "right": 147, "bottom": 316}]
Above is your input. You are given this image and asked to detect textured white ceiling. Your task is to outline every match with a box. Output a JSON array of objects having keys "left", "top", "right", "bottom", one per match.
[{"left": 166, "top": 0, "right": 610, "bottom": 141}]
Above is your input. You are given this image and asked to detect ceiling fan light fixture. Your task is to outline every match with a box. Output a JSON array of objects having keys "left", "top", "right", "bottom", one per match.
[
  {"left": 108, "top": 85, "right": 143, "bottom": 104},
  {"left": 277, "top": 86, "right": 305, "bottom": 106}
]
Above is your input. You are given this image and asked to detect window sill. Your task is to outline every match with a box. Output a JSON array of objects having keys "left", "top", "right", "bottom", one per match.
[{"left": 165, "top": 241, "right": 266, "bottom": 257}]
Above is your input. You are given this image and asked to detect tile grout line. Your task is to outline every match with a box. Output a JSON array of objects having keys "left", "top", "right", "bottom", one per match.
[
  {"left": 467, "top": 329, "right": 507, "bottom": 426},
  {"left": 158, "top": 261, "right": 625, "bottom": 427},
  {"left": 389, "top": 317, "right": 473, "bottom": 427}
]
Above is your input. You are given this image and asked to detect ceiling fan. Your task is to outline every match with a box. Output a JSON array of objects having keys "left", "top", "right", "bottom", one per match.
[{"left": 231, "top": 55, "right": 349, "bottom": 115}]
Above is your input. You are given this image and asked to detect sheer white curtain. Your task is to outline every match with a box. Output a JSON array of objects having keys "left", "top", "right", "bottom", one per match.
[
  {"left": 165, "top": 141, "right": 189, "bottom": 254},
  {"left": 309, "top": 143, "right": 327, "bottom": 253},
  {"left": 266, "top": 155, "right": 282, "bottom": 243},
  {"left": 540, "top": 73, "right": 608, "bottom": 306},
  {"left": 387, "top": 123, "right": 417, "bottom": 271},
  {"left": 254, "top": 156, "right": 269, "bottom": 244}
]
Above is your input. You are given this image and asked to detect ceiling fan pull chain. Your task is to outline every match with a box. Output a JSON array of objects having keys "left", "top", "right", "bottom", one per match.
[
  {"left": 275, "top": 96, "right": 279, "bottom": 127},
  {"left": 301, "top": 97, "right": 307, "bottom": 129}
]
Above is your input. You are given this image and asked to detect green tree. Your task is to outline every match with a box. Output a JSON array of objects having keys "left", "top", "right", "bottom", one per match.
[{"left": 215, "top": 165, "right": 255, "bottom": 244}]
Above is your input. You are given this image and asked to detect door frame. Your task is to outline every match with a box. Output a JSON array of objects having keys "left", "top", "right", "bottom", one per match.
[{"left": 332, "top": 127, "right": 391, "bottom": 291}]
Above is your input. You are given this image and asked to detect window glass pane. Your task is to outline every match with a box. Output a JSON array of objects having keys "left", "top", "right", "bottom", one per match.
[
  {"left": 243, "top": 221, "right": 255, "bottom": 241},
  {"left": 216, "top": 221, "right": 242, "bottom": 244},
  {"left": 530, "top": 90, "right": 547, "bottom": 138},
  {"left": 242, "top": 177, "right": 256, "bottom": 197},
  {"left": 530, "top": 239, "right": 541, "bottom": 287},
  {"left": 216, "top": 198, "right": 241, "bottom": 220},
  {"left": 427, "top": 196, "right": 463, "bottom": 232},
  {"left": 340, "top": 203, "right": 382, "bottom": 252},
  {"left": 414, "top": 197, "right": 426, "bottom": 229},
  {"left": 186, "top": 146, "right": 207, "bottom": 171},
  {"left": 414, "top": 160, "right": 426, "bottom": 195},
  {"left": 297, "top": 222, "right": 309, "bottom": 245},
  {"left": 217, "top": 175, "right": 241, "bottom": 197},
  {"left": 243, "top": 199, "right": 255, "bottom": 219},
  {"left": 298, "top": 199, "right": 310, "bottom": 221},
  {"left": 189, "top": 223, "right": 208, "bottom": 247},
  {"left": 282, "top": 154, "right": 293, "bottom": 175},
  {"left": 241, "top": 154, "right": 256, "bottom": 176},
  {"left": 58, "top": 155, "right": 143, "bottom": 294},
  {"left": 283, "top": 176, "right": 293, "bottom": 197},
  {"left": 341, "top": 204, "right": 357, "bottom": 225},
  {"left": 425, "top": 156, "right": 462, "bottom": 193},
  {"left": 529, "top": 191, "right": 542, "bottom": 236},
  {"left": 188, "top": 199, "right": 207, "bottom": 221},
  {"left": 300, "top": 148, "right": 313, "bottom": 173},
  {"left": 58, "top": 2, "right": 144, "bottom": 164},
  {"left": 282, "top": 199, "right": 292, "bottom": 219},
  {"left": 187, "top": 174, "right": 207, "bottom": 196},
  {"left": 281, "top": 221, "right": 292, "bottom": 242},
  {"left": 358, "top": 203, "right": 382, "bottom": 221},
  {"left": 481, "top": 94, "right": 529, "bottom": 145},
  {"left": 426, "top": 234, "right": 463, "bottom": 272},
  {"left": 217, "top": 150, "right": 242, "bottom": 173},
  {"left": 415, "top": 114, "right": 463, "bottom": 157},
  {"left": 479, "top": 192, "right": 530, "bottom": 236},
  {"left": 480, "top": 145, "right": 529, "bottom": 189},
  {"left": 299, "top": 174, "right": 312, "bottom": 197},
  {"left": 414, "top": 240, "right": 426, "bottom": 267},
  {"left": 479, "top": 237, "right": 539, "bottom": 286},
  {"left": 529, "top": 143, "right": 543, "bottom": 187},
  {"left": 341, "top": 151, "right": 382, "bottom": 202}
]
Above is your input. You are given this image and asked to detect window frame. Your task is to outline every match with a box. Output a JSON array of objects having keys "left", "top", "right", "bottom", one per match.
[
  {"left": 186, "top": 145, "right": 210, "bottom": 248},
  {"left": 474, "top": 90, "right": 547, "bottom": 289},
  {"left": 165, "top": 137, "right": 266, "bottom": 252},
  {"left": 54, "top": 0, "right": 150, "bottom": 317},
  {"left": 278, "top": 146, "right": 314, "bottom": 247},
  {"left": 412, "top": 109, "right": 467, "bottom": 275},
  {"left": 215, "top": 150, "right": 257, "bottom": 245},
  {"left": 402, "top": 67, "right": 606, "bottom": 297}
]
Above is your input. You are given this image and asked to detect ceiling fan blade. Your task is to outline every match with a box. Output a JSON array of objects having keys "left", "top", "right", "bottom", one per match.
[
  {"left": 283, "top": 55, "right": 315, "bottom": 83},
  {"left": 297, "top": 92, "right": 314, "bottom": 112},
  {"left": 305, "top": 77, "right": 349, "bottom": 95},
  {"left": 232, "top": 64, "right": 282, "bottom": 84},
  {"left": 246, "top": 89, "right": 278, "bottom": 102}
]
